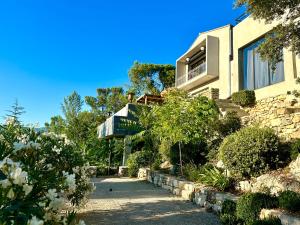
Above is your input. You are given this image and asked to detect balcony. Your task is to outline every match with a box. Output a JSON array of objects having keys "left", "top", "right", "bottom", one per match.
[{"left": 176, "top": 35, "right": 219, "bottom": 91}]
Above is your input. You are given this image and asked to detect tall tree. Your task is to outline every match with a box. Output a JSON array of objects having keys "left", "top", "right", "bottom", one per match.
[
  {"left": 45, "top": 115, "right": 65, "bottom": 134},
  {"left": 5, "top": 99, "right": 26, "bottom": 124},
  {"left": 128, "top": 61, "right": 175, "bottom": 96},
  {"left": 61, "top": 91, "right": 83, "bottom": 122},
  {"left": 236, "top": 0, "right": 300, "bottom": 68},
  {"left": 85, "top": 87, "right": 127, "bottom": 118}
]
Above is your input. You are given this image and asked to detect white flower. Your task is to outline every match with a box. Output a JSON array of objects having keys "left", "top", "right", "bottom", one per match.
[
  {"left": 23, "top": 184, "right": 33, "bottom": 196},
  {"left": 27, "top": 216, "right": 44, "bottom": 225},
  {"left": 63, "top": 172, "right": 76, "bottom": 193},
  {"left": 72, "top": 166, "right": 79, "bottom": 174},
  {"left": 48, "top": 197, "right": 65, "bottom": 211},
  {"left": 5, "top": 117, "right": 15, "bottom": 125},
  {"left": 46, "top": 189, "right": 57, "bottom": 200},
  {"left": 7, "top": 188, "right": 15, "bottom": 199},
  {"left": 10, "top": 167, "right": 28, "bottom": 185},
  {"left": 0, "top": 179, "right": 11, "bottom": 188},
  {"left": 18, "top": 134, "right": 30, "bottom": 145},
  {"left": 52, "top": 146, "right": 62, "bottom": 154}
]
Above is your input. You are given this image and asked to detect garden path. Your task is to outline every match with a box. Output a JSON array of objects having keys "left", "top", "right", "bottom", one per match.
[{"left": 79, "top": 177, "right": 220, "bottom": 225}]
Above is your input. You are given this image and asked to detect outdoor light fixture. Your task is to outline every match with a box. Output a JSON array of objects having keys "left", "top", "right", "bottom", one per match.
[
  {"left": 200, "top": 46, "right": 205, "bottom": 51},
  {"left": 186, "top": 57, "right": 190, "bottom": 63}
]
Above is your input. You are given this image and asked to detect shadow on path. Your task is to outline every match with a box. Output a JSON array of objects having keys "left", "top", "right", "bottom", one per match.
[{"left": 79, "top": 178, "right": 220, "bottom": 225}]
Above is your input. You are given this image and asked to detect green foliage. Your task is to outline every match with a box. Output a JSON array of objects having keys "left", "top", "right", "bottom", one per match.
[
  {"left": 222, "top": 199, "right": 237, "bottom": 215},
  {"left": 45, "top": 115, "right": 66, "bottom": 134},
  {"left": 198, "top": 166, "right": 232, "bottom": 191},
  {"left": 290, "top": 139, "right": 300, "bottom": 160},
  {"left": 170, "top": 141, "right": 208, "bottom": 166},
  {"left": 208, "top": 111, "right": 242, "bottom": 161},
  {"left": 127, "top": 151, "right": 151, "bottom": 177},
  {"left": 220, "top": 200, "right": 243, "bottom": 225},
  {"left": 62, "top": 91, "right": 83, "bottom": 122},
  {"left": 183, "top": 164, "right": 202, "bottom": 182},
  {"left": 219, "top": 126, "right": 281, "bottom": 178},
  {"left": 250, "top": 217, "right": 282, "bottom": 225},
  {"left": 236, "top": 0, "right": 300, "bottom": 68},
  {"left": 0, "top": 119, "right": 92, "bottom": 224},
  {"left": 278, "top": 190, "right": 300, "bottom": 212},
  {"left": 231, "top": 90, "right": 256, "bottom": 107},
  {"left": 236, "top": 193, "right": 278, "bottom": 224},
  {"left": 218, "top": 111, "right": 242, "bottom": 137},
  {"left": 152, "top": 89, "right": 219, "bottom": 173},
  {"left": 85, "top": 87, "right": 127, "bottom": 117},
  {"left": 5, "top": 99, "right": 26, "bottom": 124},
  {"left": 128, "top": 61, "right": 175, "bottom": 95}
]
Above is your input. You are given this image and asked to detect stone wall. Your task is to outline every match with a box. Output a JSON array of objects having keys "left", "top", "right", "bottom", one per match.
[{"left": 242, "top": 94, "right": 300, "bottom": 140}]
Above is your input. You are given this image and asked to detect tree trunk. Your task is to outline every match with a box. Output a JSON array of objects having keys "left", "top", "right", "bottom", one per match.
[
  {"left": 179, "top": 142, "right": 183, "bottom": 176},
  {"left": 108, "top": 139, "right": 112, "bottom": 176}
]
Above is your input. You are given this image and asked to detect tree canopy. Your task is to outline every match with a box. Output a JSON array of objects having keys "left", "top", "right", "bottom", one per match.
[
  {"left": 236, "top": 0, "right": 300, "bottom": 68},
  {"left": 85, "top": 87, "right": 127, "bottom": 119},
  {"left": 128, "top": 61, "right": 175, "bottom": 96}
]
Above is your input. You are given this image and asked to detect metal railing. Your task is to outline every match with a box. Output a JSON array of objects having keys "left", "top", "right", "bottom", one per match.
[
  {"left": 188, "top": 63, "right": 206, "bottom": 80},
  {"left": 176, "top": 62, "right": 206, "bottom": 87}
]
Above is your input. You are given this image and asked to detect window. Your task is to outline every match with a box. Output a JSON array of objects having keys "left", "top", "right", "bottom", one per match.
[{"left": 243, "top": 38, "right": 284, "bottom": 90}]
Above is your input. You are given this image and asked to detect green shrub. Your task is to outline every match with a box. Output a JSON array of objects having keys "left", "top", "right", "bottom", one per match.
[
  {"left": 218, "top": 111, "right": 242, "bottom": 137},
  {"left": 220, "top": 214, "right": 243, "bottom": 225},
  {"left": 219, "top": 126, "right": 281, "bottom": 178},
  {"left": 183, "top": 163, "right": 201, "bottom": 182},
  {"left": 250, "top": 217, "right": 282, "bottom": 225},
  {"left": 220, "top": 200, "right": 243, "bottom": 225},
  {"left": 278, "top": 190, "right": 300, "bottom": 212},
  {"left": 198, "top": 166, "right": 232, "bottom": 191},
  {"left": 127, "top": 151, "right": 151, "bottom": 177},
  {"left": 236, "top": 193, "right": 278, "bottom": 224},
  {"left": 290, "top": 139, "right": 300, "bottom": 160},
  {"left": 222, "top": 199, "right": 237, "bottom": 215},
  {"left": 232, "top": 90, "right": 256, "bottom": 107}
]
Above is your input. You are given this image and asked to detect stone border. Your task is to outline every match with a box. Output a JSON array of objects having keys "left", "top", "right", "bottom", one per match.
[{"left": 139, "top": 168, "right": 300, "bottom": 225}]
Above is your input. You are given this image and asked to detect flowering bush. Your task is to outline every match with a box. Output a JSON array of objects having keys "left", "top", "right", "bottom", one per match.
[{"left": 0, "top": 118, "right": 95, "bottom": 224}]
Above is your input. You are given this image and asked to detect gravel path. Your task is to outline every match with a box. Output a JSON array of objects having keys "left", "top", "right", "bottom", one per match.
[{"left": 79, "top": 177, "right": 220, "bottom": 225}]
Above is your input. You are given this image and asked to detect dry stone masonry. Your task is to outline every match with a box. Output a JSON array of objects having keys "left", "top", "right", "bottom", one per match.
[{"left": 242, "top": 94, "right": 300, "bottom": 140}]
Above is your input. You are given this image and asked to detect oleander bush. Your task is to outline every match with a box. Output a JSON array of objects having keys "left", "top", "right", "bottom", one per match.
[
  {"left": 0, "top": 118, "right": 94, "bottom": 225},
  {"left": 219, "top": 126, "right": 281, "bottom": 178},
  {"left": 231, "top": 90, "right": 256, "bottom": 107},
  {"left": 127, "top": 150, "right": 151, "bottom": 177},
  {"left": 278, "top": 190, "right": 300, "bottom": 212},
  {"left": 236, "top": 193, "right": 278, "bottom": 225}
]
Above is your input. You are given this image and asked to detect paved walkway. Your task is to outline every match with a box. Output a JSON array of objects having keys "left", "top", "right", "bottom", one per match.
[{"left": 79, "top": 177, "right": 220, "bottom": 225}]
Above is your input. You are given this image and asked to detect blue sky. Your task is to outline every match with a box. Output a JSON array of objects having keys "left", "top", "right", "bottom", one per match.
[{"left": 0, "top": 0, "right": 244, "bottom": 126}]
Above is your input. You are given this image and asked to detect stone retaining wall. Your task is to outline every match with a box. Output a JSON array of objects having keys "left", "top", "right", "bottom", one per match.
[
  {"left": 242, "top": 94, "right": 300, "bottom": 140},
  {"left": 139, "top": 168, "right": 300, "bottom": 225}
]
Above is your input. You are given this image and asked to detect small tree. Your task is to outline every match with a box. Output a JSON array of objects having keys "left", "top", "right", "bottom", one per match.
[{"left": 152, "top": 89, "right": 219, "bottom": 175}]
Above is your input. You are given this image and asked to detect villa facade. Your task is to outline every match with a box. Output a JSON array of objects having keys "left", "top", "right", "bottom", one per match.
[{"left": 176, "top": 16, "right": 300, "bottom": 100}]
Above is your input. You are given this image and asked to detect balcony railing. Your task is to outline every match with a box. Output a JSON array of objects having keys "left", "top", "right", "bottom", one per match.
[
  {"left": 176, "top": 62, "right": 206, "bottom": 86},
  {"left": 188, "top": 62, "right": 206, "bottom": 80}
]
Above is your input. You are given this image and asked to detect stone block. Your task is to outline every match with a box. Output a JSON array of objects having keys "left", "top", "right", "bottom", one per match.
[
  {"left": 194, "top": 193, "right": 207, "bottom": 207},
  {"left": 215, "top": 192, "right": 239, "bottom": 203},
  {"left": 291, "top": 130, "right": 300, "bottom": 139},
  {"left": 172, "top": 188, "right": 182, "bottom": 196},
  {"left": 260, "top": 209, "right": 300, "bottom": 225},
  {"left": 293, "top": 115, "right": 300, "bottom": 123},
  {"left": 238, "top": 180, "right": 252, "bottom": 192},
  {"left": 181, "top": 190, "right": 194, "bottom": 201},
  {"left": 184, "top": 183, "right": 195, "bottom": 192},
  {"left": 271, "top": 118, "right": 282, "bottom": 127},
  {"left": 118, "top": 166, "right": 128, "bottom": 177},
  {"left": 277, "top": 108, "right": 289, "bottom": 115},
  {"left": 162, "top": 184, "right": 173, "bottom": 192}
]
